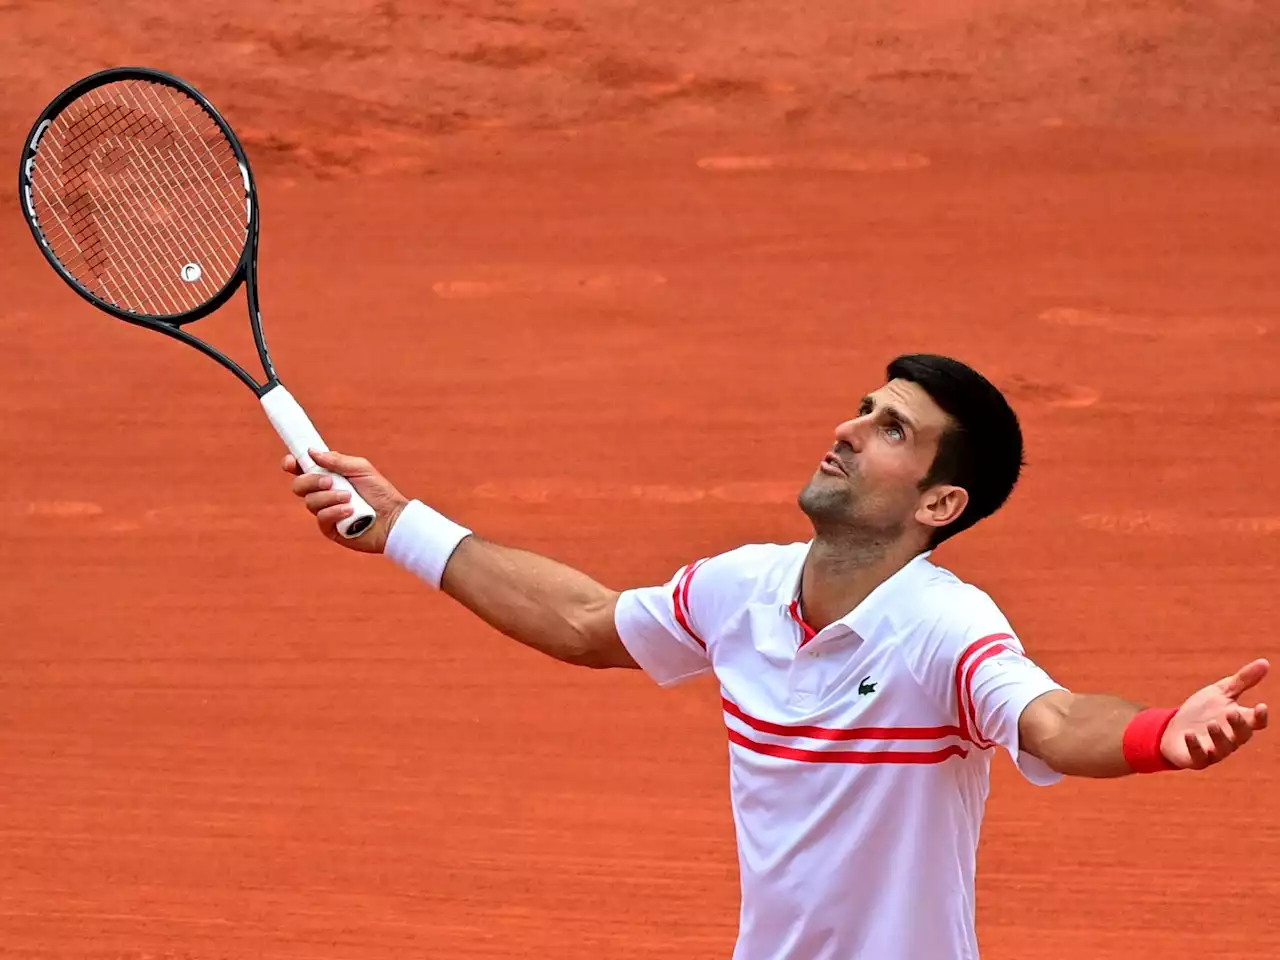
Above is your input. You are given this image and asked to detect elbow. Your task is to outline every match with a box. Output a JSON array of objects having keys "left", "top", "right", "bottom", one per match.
[
  {"left": 561, "top": 592, "right": 629, "bottom": 670},
  {"left": 1017, "top": 691, "right": 1073, "bottom": 771},
  {"left": 562, "top": 627, "right": 625, "bottom": 671},
  {"left": 565, "top": 643, "right": 621, "bottom": 670}
]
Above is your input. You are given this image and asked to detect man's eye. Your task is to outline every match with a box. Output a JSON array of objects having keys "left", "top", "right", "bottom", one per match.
[{"left": 886, "top": 424, "right": 904, "bottom": 441}]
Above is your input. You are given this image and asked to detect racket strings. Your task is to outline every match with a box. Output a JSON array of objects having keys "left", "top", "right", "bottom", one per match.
[{"left": 28, "top": 79, "right": 249, "bottom": 319}]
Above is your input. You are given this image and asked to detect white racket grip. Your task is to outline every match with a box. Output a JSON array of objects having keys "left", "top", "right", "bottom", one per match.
[{"left": 260, "top": 383, "right": 377, "bottom": 539}]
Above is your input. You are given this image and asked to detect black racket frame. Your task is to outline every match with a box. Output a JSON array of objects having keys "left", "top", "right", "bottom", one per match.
[{"left": 18, "top": 66, "right": 278, "bottom": 396}]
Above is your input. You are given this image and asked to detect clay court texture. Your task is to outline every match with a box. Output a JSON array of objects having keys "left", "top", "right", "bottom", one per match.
[{"left": 1, "top": 1, "right": 1278, "bottom": 957}]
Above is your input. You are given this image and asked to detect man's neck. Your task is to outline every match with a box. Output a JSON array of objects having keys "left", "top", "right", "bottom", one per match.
[{"left": 798, "top": 534, "right": 926, "bottom": 632}]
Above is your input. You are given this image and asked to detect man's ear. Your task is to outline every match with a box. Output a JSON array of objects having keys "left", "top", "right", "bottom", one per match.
[{"left": 916, "top": 484, "right": 968, "bottom": 531}]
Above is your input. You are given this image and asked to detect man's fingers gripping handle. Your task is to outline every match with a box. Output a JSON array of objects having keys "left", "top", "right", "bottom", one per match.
[{"left": 261, "top": 384, "right": 376, "bottom": 539}]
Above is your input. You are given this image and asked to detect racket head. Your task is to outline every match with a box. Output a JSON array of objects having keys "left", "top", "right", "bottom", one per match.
[{"left": 18, "top": 66, "right": 257, "bottom": 328}]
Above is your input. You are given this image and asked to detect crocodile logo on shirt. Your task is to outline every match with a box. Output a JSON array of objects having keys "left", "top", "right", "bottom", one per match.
[{"left": 858, "top": 675, "right": 877, "bottom": 696}]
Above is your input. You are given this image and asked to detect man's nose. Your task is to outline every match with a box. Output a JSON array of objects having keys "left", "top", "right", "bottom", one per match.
[{"left": 833, "top": 416, "right": 868, "bottom": 453}]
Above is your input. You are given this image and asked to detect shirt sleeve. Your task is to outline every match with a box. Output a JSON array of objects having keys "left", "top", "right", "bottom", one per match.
[
  {"left": 958, "top": 633, "right": 1067, "bottom": 786},
  {"left": 613, "top": 557, "right": 715, "bottom": 687}
]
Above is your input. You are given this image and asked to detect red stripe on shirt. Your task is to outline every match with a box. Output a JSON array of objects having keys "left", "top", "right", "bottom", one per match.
[
  {"left": 724, "top": 697, "right": 963, "bottom": 742},
  {"left": 672, "top": 559, "right": 707, "bottom": 649},
  {"left": 963, "top": 643, "right": 1010, "bottom": 748},
  {"left": 787, "top": 599, "right": 818, "bottom": 646},
  {"left": 954, "top": 634, "right": 1014, "bottom": 746},
  {"left": 727, "top": 727, "right": 969, "bottom": 765}
]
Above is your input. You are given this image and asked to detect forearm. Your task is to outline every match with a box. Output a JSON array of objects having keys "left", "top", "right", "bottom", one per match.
[
  {"left": 382, "top": 499, "right": 630, "bottom": 669},
  {"left": 439, "top": 535, "right": 623, "bottom": 668},
  {"left": 1020, "top": 691, "right": 1145, "bottom": 778}
]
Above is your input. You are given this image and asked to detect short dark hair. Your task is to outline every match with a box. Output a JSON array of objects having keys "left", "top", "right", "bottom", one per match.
[{"left": 885, "top": 354, "right": 1024, "bottom": 547}]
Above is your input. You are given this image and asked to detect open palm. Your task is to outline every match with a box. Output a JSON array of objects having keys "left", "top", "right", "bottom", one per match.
[{"left": 1161, "top": 659, "right": 1270, "bottom": 770}]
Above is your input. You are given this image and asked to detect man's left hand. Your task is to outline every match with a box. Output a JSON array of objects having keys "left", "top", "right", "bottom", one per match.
[{"left": 1162, "top": 659, "right": 1269, "bottom": 769}]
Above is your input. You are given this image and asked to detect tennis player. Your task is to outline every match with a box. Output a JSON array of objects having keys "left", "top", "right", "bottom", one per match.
[{"left": 283, "top": 353, "right": 1268, "bottom": 959}]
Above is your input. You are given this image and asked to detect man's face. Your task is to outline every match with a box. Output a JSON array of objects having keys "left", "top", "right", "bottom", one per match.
[{"left": 798, "top": 378, "right": 962, "bottom": 542}]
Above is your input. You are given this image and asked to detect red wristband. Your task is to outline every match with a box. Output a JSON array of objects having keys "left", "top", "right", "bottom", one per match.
[{"left": 1122, "top": 707, "right": 1179, "bottom": 773}]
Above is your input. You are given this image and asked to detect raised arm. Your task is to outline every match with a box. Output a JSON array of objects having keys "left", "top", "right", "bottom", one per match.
[
  {"left": 283, "top": 449, "right": 638, "bottom": 671},
  {"left": 1018, "top": 659, "right": 1269, "bottom": 778},
  {"left": 440, "top": 536, "right": 636, "bottom": 669}
]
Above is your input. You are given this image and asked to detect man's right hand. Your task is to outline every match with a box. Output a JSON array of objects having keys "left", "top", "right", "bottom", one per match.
[{"left": 282, "top": 449, "right": 410, "bottom": 553}]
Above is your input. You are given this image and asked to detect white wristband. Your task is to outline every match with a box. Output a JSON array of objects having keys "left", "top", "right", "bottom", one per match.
[{"left": 384, "top": 499, "right": 473, "bottom": 589}]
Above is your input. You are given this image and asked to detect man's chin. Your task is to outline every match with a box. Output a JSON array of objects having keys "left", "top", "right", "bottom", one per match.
[{"left": 797, "top": 475, "right": 851, "bottom": 519}]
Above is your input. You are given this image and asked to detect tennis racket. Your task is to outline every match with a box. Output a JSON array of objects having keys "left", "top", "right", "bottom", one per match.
[{"left": 17, "top": 66, "right": 376, "bottom": 539}]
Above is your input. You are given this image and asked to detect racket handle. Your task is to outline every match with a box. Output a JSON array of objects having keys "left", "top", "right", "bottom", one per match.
[{"left": 260, "top": 383, "right": 378, "bottom": 539}]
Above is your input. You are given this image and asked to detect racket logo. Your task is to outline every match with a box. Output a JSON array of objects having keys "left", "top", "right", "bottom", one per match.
[{"left": 180, "top": 262, "right": 203, "bottom": 283}]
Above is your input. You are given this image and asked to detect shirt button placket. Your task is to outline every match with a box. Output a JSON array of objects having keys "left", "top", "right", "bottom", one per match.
[
  {"left": 790, "top": 648, "right": 818, "bottom": 706},
  {"left": 784, "top": 607, "right": 819, "bottom": 706}
]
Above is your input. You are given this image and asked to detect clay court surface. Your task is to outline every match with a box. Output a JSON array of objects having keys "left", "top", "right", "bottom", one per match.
[{"left": 2, "top": 1, "right": 1279, "bottom": 957}]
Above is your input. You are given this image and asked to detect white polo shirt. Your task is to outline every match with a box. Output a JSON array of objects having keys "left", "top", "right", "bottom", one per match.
[{"left": 614, "top": 541, "right": 1065, "bottom": 960}]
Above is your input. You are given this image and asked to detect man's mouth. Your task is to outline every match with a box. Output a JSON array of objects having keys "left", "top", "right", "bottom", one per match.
[{"left": 820, "top": 453, "right": 848, "bottom": 477}]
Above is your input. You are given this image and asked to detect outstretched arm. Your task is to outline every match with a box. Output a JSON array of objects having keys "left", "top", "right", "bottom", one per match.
[
  {"left": 283, "top": 449, "right": 639, "bottom": 671},
  {"left": 1018, "top": 660, "right": 1269, "bottom": 778},
  {"left": 440, "top": 536, "right": 637, "bottom": 669}
]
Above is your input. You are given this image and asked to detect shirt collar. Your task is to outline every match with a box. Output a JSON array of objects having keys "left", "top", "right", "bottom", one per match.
[{"left": 789, "top": 546, "right": 935, "bottom": 642}]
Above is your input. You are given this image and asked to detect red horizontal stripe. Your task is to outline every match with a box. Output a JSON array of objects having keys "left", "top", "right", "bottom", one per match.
[
  {"left": 723, "top": 697, "right": 964, "bottom": 742},
  {"left": 728, "top": 728, "right": 968, "bottom": 765}
]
